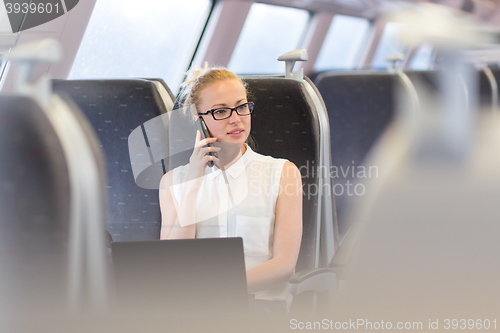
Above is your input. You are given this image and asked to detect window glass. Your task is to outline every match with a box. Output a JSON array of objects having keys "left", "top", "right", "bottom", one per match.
[
  {"left": 0, "top": 3, "right": 12, "bottom": 33},
  {"left": 0, "top": 5, "right": 12, "bottom": 86},
  {"left": 371, "top": 22, "right": 405, "bottom": 70},
  {"left": 228, "top": 3, "right": 309, "bottom": 75},
  {"left": 314, "top": 15, "right": 370, "bottom": 71},
  {"left": 409, "top": 43, "right": 434, "bottom": 70},
  {"left": 0, "top": 55, "right": 7, "bottom": 87},
  {"left": 68, "top": 0, "right": 211, "bottom": 94}
]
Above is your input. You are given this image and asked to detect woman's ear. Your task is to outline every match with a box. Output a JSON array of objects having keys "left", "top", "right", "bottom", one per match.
[{"left": 193, "top": 115, "right": 199, "bottom": 122}]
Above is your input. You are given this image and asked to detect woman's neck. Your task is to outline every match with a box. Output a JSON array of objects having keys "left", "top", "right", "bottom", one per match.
[{"left": 219, "top": 143, "right": 247, "bottom": 171}]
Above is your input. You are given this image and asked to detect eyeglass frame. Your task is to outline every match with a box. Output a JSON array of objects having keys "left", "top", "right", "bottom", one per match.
[{"left": 197, "top": 102, "right": 254, "bottom": 121}]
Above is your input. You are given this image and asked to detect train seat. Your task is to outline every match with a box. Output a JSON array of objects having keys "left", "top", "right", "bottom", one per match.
[
  {"left": 52, "top": 79, "right": 175, "bottom": 242},
  {"left": 0, "top": 93, "right": 109, "bottom": 317},
  {"left": 314, "top": 67, "right": 494, "bottom": 244},
  {"left": 332, "top": 63, "right": 500, "bottom": 322},
  {"left": 0, "top": 38, "right": 108, "bottom": 319},
  {"left": 405, "top": 69, "right": 496, "bottom": 110},
  {"left": 314, "top": 71, "right": 396, "bottom": 240},
  {"left": 240, "top": 73, "right": 339, "bottom": 313},
  {"left": 0, "top": 95, "right": 73, "bottom": 317}
]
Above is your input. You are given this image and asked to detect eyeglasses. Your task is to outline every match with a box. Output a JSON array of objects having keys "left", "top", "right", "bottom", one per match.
[{"left": 198, "top": 102, "right": 254, "bottom": 121}]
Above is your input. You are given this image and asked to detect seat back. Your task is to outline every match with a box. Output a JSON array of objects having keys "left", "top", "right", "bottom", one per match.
[
  {"left": 479, "top": 67, "right": 498, "bottom": 111},
  {"left": 316, "top": 68, "right": 490, "bottom": 240},
  {"left": 405, "top": 69, "right": 495, "bottom": 110},
  {"left": 315, "top": 72, "right": 396, "bottom": 238},
  {"left": 52, "top": 79, "right": 175, "bottom": 241},
  {"left": 0, "top": 92, "right": 108, "bottom": 316},
  {"left": 333, "top": 65, "right": 500, "bottom": 322},
  {"left": 242, "top": 75, "right": 339, "bottom": 271},
  {"left": 0, "top": 96, "right": 71, "bottom": 316}
]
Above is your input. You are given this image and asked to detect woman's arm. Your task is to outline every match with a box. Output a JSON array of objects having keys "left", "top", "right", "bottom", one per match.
[
  {"left": 159, "top": 171, "right": 196, "bottom": 239},
  {"left": 246, "top": 161, "right": 303, "bottom": 293},
  {"left": 159, "top": 132, "right": 220, "bottom": 239}
]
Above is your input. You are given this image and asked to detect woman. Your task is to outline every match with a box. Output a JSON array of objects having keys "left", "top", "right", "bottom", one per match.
[{"left": 159, "top": 67, "right": 302, "bottom": 298}]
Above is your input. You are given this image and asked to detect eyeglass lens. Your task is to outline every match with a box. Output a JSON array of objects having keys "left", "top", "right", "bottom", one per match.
[{"left": 213, "top": 103, "right": 253, "bottom": 120}]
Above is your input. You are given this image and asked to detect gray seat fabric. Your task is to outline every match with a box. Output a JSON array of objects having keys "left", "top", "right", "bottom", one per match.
[
  {"left": 478, "top": 69, "right": 495, "bottom": 108},
  {"left": 243, "top": 76, "right": 333, "bottom": 272},
  {"left": 52, "top": 79, "right": 174, "bottom": 241},
  {"left": 315, "top": 68, "right": 492, "bottom": 239},
  {"left": 235, "top": 76, "right": 339, "bottom": 314},
  {"left": 0, "top": 96, "right": 71, "bottom": 316},
  {"left": 480, "top": 65, "right": 500, "bottom": 108},
  {"left": 315, "top": 72, "right": 396, "bottom": 238},
  {"left": 331, "top": 79, "right": 500, "bottom": 323},
  {"left": 0, "top": 92, "right": 108, "bottom": 315},
  {"left": 488, "top": 66, "right": 500, "bottom": 81},
  {"left": 405, "top": 69, "right": 493, "bottom": 109}
]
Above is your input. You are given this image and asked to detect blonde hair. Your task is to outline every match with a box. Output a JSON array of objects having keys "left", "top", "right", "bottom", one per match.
[{"left": 178, "top": 65, "right": 248, "bottom": 114}]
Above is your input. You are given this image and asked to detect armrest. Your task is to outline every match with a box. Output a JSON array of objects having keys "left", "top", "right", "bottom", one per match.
[
  {"left": 327, "top": 222, "right": 363, "bottom": 280},
  {"left": 288, "top": 268, "right": 337, "bottom": 296}
]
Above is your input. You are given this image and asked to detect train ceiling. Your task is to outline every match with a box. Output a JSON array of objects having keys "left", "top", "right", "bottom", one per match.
[{"left": 233, "top": 0, "right": 500, "bottom": 23}]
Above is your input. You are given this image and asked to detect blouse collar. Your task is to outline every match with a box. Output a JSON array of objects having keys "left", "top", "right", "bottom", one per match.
[{"left": 206, "top": 144, "right": 254, "bottom": 180}]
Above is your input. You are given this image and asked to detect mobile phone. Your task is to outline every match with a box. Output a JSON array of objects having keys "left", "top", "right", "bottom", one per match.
[{"left": 196, "top": 117, "right": 218, "bottom": 167}]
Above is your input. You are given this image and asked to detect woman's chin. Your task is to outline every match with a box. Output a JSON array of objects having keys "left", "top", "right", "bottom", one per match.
[{"left": 222, "top": 134, "right": 248, "bottom": 146}]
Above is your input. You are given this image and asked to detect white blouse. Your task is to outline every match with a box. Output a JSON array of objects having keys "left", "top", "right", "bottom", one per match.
[{"left": 171, "top": 145, "right": 287, "bottom": 273}]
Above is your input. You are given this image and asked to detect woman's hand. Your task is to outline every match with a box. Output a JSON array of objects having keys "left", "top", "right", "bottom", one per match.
[
  {"left": 160, "top": 131, "right": 220, "bottom": 239},
  {"left": 186, "top": 130, "right": 220, "bottom": 188}
]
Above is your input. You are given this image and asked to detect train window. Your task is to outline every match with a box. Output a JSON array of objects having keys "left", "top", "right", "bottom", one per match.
[
  {"left": 227, "top": 3, "right": 309, "bottom": 74},
  {"left": 0, "top": 7, "right": 11, "bottom": 33},
  {"left": 68, "top": 0, "right": 211, "bottom": 93},
  {"left": 409, "top": 43, "right": 434, "bottom": 70},
  {"left": 0, "top": 8, "right": 12, "bottom": 85},
  {"left": 0, "top": 56, "right": 7, "bottom": 87},
  {"left": 314, "top": 15, "right": 370, "bottom": 71},
  {"left": 371, "top": 22, "right": 405, "bottom": 69}
]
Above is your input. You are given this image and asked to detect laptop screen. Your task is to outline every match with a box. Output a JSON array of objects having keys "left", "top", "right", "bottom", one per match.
[{"left": 111, "top": 237, "right": 248, "bottom": 317}]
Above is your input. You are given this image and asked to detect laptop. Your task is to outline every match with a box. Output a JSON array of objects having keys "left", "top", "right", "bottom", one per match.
[{"left": 111, "top": 237, "right": 249, "bottom": 317}]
